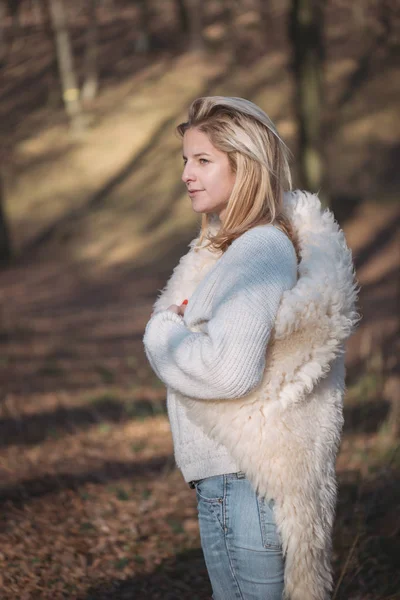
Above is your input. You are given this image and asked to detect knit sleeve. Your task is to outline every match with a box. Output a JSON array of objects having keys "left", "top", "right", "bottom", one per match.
[{"left": 143, "top": 227, "right": 297, "bottom": 400}]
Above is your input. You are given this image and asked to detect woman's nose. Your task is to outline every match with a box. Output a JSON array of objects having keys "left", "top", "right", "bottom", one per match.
[{"left": 182, "top": 164, "right": 195, "bottom": 183}]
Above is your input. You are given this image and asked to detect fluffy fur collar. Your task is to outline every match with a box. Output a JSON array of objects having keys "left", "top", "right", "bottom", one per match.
[{"left": 153, "top": 190, "right": 360, "bottom": 599}]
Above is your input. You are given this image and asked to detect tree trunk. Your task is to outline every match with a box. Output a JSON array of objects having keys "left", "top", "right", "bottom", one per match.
[
  {"left": 135, "top": 0, "right": 151, "bottom": 53},
  {"left": 223, "top": 0, "right": 239, "bottom": 59},
  {"left": 0, "top": 170, "right": 12, "bottom": 265},
  {"left": 48, "top": 0, "right": 84, "bottom": 132},
  {"left": 385, "top": 373, "right": 400, "bottom": 439},
  {"left": 0, "top": 2, "right": 7, "bottom": 66},
  {"left": 258, "top": 0, "right": 278, "bottom": 45},
  {"left": 81, "top": 0, "right": 98, "bottom": 102},
  {"left": 186, "top": 0, "right": 204, "bottom": 51},
  {"left": 288, "top": 0, "right": 327, "bottom": 207},
  {"left": 175, "top": 0, "right": 190, "bottom": 33},
  {"left": 31, "top": 0, "right": 44, "bottom": 25},
  {"left": 0, "top": 0, "right": 22, "bottom": 64}
]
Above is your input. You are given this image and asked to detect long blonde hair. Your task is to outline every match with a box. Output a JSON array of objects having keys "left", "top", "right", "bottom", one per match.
[{"left": 177, "top": 96, "right": 300, "bottom": 262}]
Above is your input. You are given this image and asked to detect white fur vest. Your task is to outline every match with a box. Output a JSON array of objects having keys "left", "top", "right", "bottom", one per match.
[{"left": 152, "top": 190, "right": 360, "bottom": 600}]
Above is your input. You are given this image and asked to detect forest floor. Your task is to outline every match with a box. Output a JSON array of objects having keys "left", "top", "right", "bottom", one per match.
[{"left": 0, "top": 3, "right": 399, "bottom": 599}]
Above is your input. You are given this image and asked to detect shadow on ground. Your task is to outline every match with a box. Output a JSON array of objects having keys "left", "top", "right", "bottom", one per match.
[
  {"left": 83, "top": 547, "right": 211, "bottom": 600},
  {"left": 333, "top": 467, "right": 400, "bottom": 600},
  {"left": 0, "top": 396, "right": 167, "bottom": 448},
  {"left": 0, "top": 454, "right": 172, "bottom": 509},
  {"left": 80, "top": 467, "right": 400, "bottom": 600}
]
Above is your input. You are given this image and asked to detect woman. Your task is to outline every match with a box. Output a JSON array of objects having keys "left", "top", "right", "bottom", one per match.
[{"left": 143, "top": 96, "right": 360, "bottom": 600}]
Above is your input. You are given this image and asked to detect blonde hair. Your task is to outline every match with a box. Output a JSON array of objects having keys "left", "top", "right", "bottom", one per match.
[{"left": 177, "top": 96, "right": 300, "bottom": 262}]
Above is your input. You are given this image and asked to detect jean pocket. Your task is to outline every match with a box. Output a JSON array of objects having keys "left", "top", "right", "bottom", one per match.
[
  {"left": 194, "top": 477, "right": 224, "bottom": 503},
  {"left": 256, "top": 496, "right": 282, "bottom": 549}
]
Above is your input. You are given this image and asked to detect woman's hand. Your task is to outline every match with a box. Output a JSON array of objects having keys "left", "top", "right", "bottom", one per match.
[
  {"left": 167, "top": 300, "right": 188, "bottom": 317},
  {"left": 151, "top": 299, "right": 188, "bottom": 319},
  {"left": 167, "top": 304, "right": 181, "bottom": 315}
]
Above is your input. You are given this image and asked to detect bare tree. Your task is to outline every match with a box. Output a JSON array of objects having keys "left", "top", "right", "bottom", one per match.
[
  {"left": 385, "top": 369, "right": 400, "bottom": 439},
  {"left": 0, "top": 0, "right": 22, "bottom": 64},
  {"left": 31, "top": 0, "right": 44, "bottom": 25},
  {"left": 81, "top": 0, "right": 98, "bottom": 102},
  {"left": 3, "top": 0, "right": 21, "bottom": 30},
  {"left": 288, "top": 0, "right": 327, "bottom": 207},
  {"left": 175, "top": 0, "right": 190, "bottom": 33},
  {"left": 0, "top": 169, "right": 11, "bottom": 264},
  {"left": 185, "top": 0, "right": 204, "bottom": 51},
  {"left": 135, "top": 0, "right": 151, "bottom": 53},
  {"left": 48, "top": 0, "right": 84, "bottom": 132},
  {"left": 0, "top": 1, "right": 7, "bottom": 64},
  {"left": 222, "top": 0, "right": 241, "bottom": 60},
  {"left": 258, "top": 0, "right": 280, "bottom": 45}
]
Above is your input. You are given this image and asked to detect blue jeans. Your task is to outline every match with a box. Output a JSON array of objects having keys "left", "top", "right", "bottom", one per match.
[{"left": 192, "top": 471, "right": 284, "bottom": 600}]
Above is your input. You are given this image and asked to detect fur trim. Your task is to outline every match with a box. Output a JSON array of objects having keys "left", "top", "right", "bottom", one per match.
[{"left": 153, "top": 190, "right": 360, "bottom": 599}]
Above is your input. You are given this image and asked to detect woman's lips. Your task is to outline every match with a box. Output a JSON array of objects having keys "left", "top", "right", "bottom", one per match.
[{"left": 188, "top": 189, "right": 204, "bottom": 195}]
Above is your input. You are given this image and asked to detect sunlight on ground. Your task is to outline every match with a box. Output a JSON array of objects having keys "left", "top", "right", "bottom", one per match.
[
  {"left": 8, "top": 52, "right": 227, "bottom": 251},
  {"left": 9, "top": 47, "right": 301, "bottom": 273},
  {"left": 8, "top": 46, "right": 399, "bottom": 276},
  {"left": 340, "top": 107, "right": 399, "bottom": 144}
]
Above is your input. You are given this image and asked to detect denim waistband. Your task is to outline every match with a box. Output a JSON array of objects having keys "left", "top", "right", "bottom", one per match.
[{"left": 188, "top": 471, "right": 246, "bottom": 488}]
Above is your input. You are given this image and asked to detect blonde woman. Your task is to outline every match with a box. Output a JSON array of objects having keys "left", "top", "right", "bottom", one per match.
[{"left": 143, "top": 97, "right": 359, "bottom": 600}]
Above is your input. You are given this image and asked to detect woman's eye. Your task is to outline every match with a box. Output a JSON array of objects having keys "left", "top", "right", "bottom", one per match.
[{"left": 199, "top": 158, "right": 209, "bottom": 164}]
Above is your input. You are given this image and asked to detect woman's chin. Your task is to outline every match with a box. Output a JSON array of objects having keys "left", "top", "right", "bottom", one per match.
[{"left": 191, "top": 201, "right": 208, "bottom": 214}]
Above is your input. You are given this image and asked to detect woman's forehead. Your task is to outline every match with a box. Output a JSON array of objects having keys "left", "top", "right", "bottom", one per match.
[{"left": 183, "top": 129, "right": 220, "bottom": 155}]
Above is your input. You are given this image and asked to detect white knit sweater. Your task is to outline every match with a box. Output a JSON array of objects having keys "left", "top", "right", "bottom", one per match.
[{"left": 143, "top": 224, "right": 298, "bottom": 481}]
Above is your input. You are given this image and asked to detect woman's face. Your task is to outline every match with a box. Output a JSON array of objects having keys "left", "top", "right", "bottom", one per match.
[{"left": 182, "top": 128, "right": 236, "bottom": 221}]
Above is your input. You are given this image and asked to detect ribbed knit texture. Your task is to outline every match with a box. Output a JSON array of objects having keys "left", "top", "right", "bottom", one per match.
[{"left": 143, "top": 224, "right": 298, "bottom": 481}]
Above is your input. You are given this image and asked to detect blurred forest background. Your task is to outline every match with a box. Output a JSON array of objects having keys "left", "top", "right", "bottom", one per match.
[{"left": 0, "top": 0, "right": 399, "bottom": 598}]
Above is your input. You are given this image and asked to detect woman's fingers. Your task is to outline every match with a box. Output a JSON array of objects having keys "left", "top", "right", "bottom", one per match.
[
  {"left": 179, "top": 299, "right": 188, "bottom": 316},
  {"left": 164, "top": 299, "right": 188, "bottom": 316},
  {"left": 167, "top": 304, "right": 181, "bottom": 314}
]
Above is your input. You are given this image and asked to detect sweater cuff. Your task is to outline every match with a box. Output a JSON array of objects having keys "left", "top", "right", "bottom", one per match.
[
  {"left": 143, "top": 309, "right": 184, "bottom": 354},
  {"left": 146, "top": 309, "right": 184, "bottom": 331}
]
